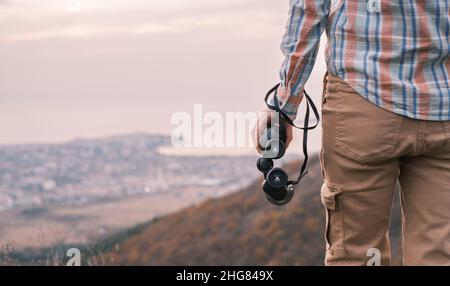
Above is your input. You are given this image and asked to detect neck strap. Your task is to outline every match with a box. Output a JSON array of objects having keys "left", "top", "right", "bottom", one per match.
[{"left": 264, "top": 84, "right": 320, "bottom": 186}]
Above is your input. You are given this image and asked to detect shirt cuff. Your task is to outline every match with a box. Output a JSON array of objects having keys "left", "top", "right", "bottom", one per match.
[{"left": 273, "top": 84, "right": 304, "bottom": 121}]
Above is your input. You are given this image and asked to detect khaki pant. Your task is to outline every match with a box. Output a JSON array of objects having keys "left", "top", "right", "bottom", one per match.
[{"left": 320, "top": 72, "right": 450, "bottom": 266}]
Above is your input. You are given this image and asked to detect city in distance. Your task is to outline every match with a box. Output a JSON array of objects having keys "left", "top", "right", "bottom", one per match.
[{"left": 0, "top": 134, "right": 258, "bottom": 251}]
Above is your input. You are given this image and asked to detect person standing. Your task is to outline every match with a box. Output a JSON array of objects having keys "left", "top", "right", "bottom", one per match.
[{"left": 254, "top": 0, "right": 450, "bottom": 266}]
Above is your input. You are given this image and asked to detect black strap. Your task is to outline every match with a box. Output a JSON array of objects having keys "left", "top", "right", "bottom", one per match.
[{"left": 264, "top": 84, "right": 320, "bottom": 186}]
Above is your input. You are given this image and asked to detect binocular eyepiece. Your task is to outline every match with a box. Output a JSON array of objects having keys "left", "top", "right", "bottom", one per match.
[{"left": 257, "top": 119, "right": 294, "bottom": 206}]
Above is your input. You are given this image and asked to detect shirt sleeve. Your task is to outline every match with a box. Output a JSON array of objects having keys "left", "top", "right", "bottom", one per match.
[{"left": 275, "top": 0, "right": 330, "bottom": 120}]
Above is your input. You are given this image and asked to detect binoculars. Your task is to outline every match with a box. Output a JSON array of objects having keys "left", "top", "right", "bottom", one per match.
[{"left": 257, "top": 119, "right": 294, "bottom": 206}]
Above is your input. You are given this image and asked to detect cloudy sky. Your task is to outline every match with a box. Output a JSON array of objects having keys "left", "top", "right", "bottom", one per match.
[{"left": 0, "top": 0, "right": 326, "bottom": 147}]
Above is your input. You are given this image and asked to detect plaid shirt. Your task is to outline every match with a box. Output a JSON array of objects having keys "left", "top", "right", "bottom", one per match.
[{"left": 277, "top": 0, "right": 450, "bottom": 121}]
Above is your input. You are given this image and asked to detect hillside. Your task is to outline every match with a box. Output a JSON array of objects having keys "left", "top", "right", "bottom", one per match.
[{"left": 105, "top": 156, "right": 402, "bottom": 266}]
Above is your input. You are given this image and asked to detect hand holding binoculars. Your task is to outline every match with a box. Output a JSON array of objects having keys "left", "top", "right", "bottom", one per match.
[
  {"left": 257, "top": 118, "right": 294, "bottom": 206},
  {"left": 257, "top": 84, "right": 319, "bottom": 207}
]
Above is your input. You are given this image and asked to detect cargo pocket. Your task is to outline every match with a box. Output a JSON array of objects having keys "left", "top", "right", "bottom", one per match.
[{"left": 321, "top": 183, "right": 347, "bottom": 260}]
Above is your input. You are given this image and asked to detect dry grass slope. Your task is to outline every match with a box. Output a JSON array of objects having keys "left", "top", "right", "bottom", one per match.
[{"left": 106, "top": 155, "right": 402, "bottom": 266}]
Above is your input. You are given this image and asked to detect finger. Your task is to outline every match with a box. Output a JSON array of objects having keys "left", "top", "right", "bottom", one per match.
[
  {"left": 259, "top": 109, "right": 272, "bottom": 128},
  {"left": 252, "top": 123, "right": 262, "bottom": 154},
  {"left": 253, "top": 110, "right": 273, "bottom": 154}
]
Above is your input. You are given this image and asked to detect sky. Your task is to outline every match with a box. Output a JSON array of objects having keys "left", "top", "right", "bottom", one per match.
[{"left": 0, "top": 0, "right": 327, "bottom": 150}]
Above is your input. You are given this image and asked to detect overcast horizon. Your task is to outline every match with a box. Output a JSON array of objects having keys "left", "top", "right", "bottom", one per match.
[{"left": 0, "top": 0, "right": 326, "bottom": 151}]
